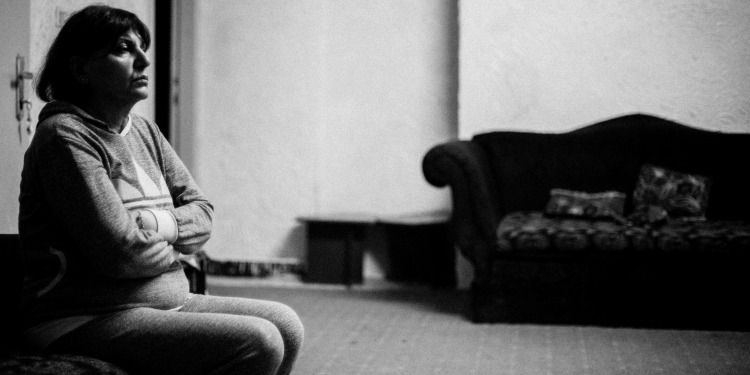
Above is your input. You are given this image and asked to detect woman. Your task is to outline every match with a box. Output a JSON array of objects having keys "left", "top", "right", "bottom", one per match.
[{"left": 19, "top": 5, "right": 303, "bottom": 375}]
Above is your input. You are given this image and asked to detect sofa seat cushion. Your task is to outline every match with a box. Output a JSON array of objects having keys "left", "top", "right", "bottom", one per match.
[
  {"left": 496, "top": 211, "right": 750, "bottom": 253},
  {"left": 655, "top": 219, "right": 750, "bottom": 252}
]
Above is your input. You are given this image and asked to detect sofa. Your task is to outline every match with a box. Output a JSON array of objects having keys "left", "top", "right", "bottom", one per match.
[
  {"left": 0, "top": 233, "right": 207, "bottom": 374},
  {"left": 422, "top": 114, "right": 750, "bottom": 329}
]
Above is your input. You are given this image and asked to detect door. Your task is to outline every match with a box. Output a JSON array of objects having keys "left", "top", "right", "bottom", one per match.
[{"left": 0, "top": 1, "right": 31, "bottom": 234}]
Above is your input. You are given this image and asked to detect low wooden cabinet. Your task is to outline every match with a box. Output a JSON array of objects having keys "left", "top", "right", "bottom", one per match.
[{"left": 298, "top": 214, "right": 376, "bottom": 286}]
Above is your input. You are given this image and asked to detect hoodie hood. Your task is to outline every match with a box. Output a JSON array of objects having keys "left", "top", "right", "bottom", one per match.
[{"left": 38, "top": 101, "right": 110, "bottom": 131}]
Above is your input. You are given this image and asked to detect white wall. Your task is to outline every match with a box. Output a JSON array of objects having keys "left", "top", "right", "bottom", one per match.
[
  {"left": 318, "top": 1, "right": 458, "bottom": 216},
  {"left": 187, "top": 1, "right": 457, "bottom": 263},
  {"left": 459, "top": 0, "right": 750, "bottom": 137},
  {"left": 190, "top": 0, "right": 323, "bottom": 261}
]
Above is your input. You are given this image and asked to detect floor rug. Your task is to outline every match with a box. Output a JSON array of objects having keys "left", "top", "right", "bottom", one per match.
[{"left": 209, "top": 278, "right": 750, "bottom": 375}]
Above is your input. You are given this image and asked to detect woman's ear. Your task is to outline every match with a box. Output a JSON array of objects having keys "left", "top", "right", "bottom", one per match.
[{"left": 69, "top": 56, "right": 88, "bottom": 84}]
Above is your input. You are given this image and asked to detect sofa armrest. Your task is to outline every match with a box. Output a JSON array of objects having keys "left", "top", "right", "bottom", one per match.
[{"left": 423, "top": 140, "right": 500, "bottom": 269}]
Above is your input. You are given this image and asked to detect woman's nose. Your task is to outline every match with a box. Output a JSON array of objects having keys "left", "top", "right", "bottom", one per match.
[{"left": 135, "top": 49, "right": 150, "bottom": 69}]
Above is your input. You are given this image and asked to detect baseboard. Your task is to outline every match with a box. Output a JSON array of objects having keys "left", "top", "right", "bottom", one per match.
[{"left": 205, "top": 257, "right": 303, "bottom": 278}]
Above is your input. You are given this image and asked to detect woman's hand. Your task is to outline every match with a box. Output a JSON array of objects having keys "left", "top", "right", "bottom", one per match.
[
  {"left": 136, "top": 210, "right": 157, "bottom": 230},
  {"left": 137, "top": 209, "right": 178, "bottom": 244}
]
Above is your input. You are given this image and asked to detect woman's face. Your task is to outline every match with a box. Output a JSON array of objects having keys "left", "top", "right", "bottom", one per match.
[{"left": 81, "top": 30, "right": 150, "bottom": 108}]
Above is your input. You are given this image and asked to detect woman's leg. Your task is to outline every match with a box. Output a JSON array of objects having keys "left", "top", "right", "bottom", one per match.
[
  {"left": 179, "top": 294, "right": 304, "bottom": 375},
  {"left": 47, "top": 306, "right": 286, "bottom": 375}
]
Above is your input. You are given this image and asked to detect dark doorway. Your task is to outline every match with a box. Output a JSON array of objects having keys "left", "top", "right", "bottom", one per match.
[{"left": 154, "top": 0, "right": 172, "bottom": 141}]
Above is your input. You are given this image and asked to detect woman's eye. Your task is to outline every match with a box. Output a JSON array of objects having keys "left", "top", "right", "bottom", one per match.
[{"left": 113, "top": 42, "right": 131, "bottom": 54}]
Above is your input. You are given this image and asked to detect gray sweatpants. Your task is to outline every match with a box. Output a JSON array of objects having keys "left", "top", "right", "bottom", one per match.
[{"left": 47, "top": 294, "right": 304, "bottom": 375}]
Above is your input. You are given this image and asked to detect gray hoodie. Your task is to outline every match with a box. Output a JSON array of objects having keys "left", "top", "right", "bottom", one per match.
[{"left": 19, "top": 101, "right": 213, "bottom": 325}]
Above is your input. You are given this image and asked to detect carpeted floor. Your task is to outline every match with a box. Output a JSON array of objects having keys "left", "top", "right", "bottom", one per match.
[{"left": 208, "top": 276, "right": 750, "bottom": 375}]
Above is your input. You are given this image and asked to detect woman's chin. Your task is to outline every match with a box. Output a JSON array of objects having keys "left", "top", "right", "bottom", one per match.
[{"left": 130, "top": 90, "right": 149, "bottom": 102}]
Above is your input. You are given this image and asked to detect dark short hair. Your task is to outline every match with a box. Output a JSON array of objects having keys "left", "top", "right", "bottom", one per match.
[{"left": 35, "top": 5, "right": 151, "bottom": 104}]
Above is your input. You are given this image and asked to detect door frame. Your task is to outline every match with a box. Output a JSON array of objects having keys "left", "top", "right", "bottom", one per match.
[
  {"left": 166, "top": 0, "right": 197, "bottom": 174},
  {"left": 154, "top": 0, "right": 172, "bottom": 141}
]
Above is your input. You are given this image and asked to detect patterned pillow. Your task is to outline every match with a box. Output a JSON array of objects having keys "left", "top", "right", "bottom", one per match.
[
  {"left": 627, "top": 204, "right": 668, "bottom": 227},
  {"left": 632, "top": 165, "right": 711, "bottom": 220},
  {"left": 545, "top": 189, "right": 626, "bottom": 221}
]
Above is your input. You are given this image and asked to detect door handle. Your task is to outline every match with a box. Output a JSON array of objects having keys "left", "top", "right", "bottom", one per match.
[{"left": 14, "top": 54, "right": 33, "bottom": 122}]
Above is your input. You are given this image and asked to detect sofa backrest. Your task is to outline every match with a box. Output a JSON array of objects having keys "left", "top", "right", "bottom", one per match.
[{"left": 472, "top": 114, "right": 750, "bottom": 220}]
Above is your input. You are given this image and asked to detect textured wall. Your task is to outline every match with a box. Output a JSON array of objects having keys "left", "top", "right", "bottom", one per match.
[
  {"left": 318, "top": 1, "right": 458, "bottom": 216},
  {"left": 191, "top": 1, "right": 322, "bottom": 261},
  {"left": 189, "top": 1, "right": 457, "bottom": 262},
  {"left": 459, "top": 0, "right": 750, "bottom": 137}
]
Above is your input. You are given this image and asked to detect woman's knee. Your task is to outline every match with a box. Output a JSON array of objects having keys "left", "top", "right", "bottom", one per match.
[
  {"left": 234, "top": 319, "right": 285, "bottom": 374},
  {"left": 267, "top": 302, "right": 304, "bottom": 348}
]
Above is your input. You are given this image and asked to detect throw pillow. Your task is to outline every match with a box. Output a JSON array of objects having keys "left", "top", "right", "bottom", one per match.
[
  {"left": 631, "top": 164, "right": 711, "bottom": 220},
  {"left": 627, "top": 204, "right": 668, "bottom": 228},
  {"left": 544, "top": 189, "right": 626, "bottom": 221}
]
